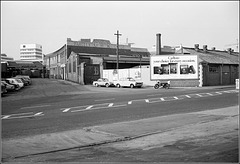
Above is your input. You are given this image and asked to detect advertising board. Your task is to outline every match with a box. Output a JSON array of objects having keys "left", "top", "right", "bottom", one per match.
[{"left": 150, "top": 55, "right": 198, "bottom": 80}]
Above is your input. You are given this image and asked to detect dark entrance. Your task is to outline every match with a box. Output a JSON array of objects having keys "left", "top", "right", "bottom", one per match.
[{"left": 84, "top": 64, "right": 100, "bottom": 84}]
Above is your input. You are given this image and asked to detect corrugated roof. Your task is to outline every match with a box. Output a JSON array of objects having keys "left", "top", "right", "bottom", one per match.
[{"left": 183, "top": 48, "right": 239, "bottom": 64}]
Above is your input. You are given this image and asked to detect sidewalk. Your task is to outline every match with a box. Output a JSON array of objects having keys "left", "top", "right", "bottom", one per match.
[{"left": 2, "top": 106, "right": 238, "bottom": 162}]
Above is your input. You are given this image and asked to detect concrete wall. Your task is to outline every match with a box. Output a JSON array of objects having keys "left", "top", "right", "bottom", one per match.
[{"left": 103, "top": 66, "right": 200, "bottom": 87}]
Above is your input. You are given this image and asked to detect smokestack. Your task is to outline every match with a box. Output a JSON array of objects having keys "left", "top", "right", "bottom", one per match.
[{"left": 156, "top": 33, "right": 161, "bottom": 55}]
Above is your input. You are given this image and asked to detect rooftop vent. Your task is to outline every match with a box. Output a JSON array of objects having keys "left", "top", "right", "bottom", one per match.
[
  {"left": 194, "top": 44, "right": 199, "bottom": 51},
  {"left": 211, "top": 47, "right": 216, "bottom": 51},
  {"left": 203, "top": 45, "right": 208, "bottom": 52}
]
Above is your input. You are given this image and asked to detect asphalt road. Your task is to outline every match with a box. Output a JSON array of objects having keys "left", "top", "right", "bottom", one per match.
[{"left": 2, "top": 78, "right": 238, "bottom": 139}]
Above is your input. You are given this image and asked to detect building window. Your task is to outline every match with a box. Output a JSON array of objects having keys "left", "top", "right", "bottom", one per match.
[{"left": 73, "top": 61, "right": 76, "bottom": 72}]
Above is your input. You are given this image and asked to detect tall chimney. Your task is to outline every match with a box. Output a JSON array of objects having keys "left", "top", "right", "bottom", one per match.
[{"left": 156, "top": 33, "right": 161, "bottom": 55}]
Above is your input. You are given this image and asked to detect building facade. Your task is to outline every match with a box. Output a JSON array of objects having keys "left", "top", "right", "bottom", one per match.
[
  {"left": 44, "top": 38, "right": 151, "bottom": 83},
  {"left": 20, "top": 44, "right": 43, "bottom": 62}
]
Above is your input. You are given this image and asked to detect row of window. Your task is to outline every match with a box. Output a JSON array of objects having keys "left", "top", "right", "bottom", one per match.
[
  {"left": 20, "top": 52, "right": 42, "bottom": 55},
  {"left": 21, "top": 55, "right": 42, "bottom": 58},
  {"left": 20, "top": 48, "right": 42, "bottom": 52}
]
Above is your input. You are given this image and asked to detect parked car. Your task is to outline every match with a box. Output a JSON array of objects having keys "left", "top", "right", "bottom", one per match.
[
  {"left": 93, "top": 78, "right": 114, "bottom": 87},
  {"left": 1, "top": 81, "right": 16, "bottom": 91},
  {"left": 14, "top": 77, "right": 29, "bottom": 86},
  {"left": 1, "top": 81, "right": 7, "bottom": 95},
  {"left": 15, "top": 75, "right": 31, "bottom": 85},
  {"left": 114, "top": 77, "right": 143, "bottom": 88},
  {"left": 4, "top": 79, "right": 21, "bottom": 90},
  {"left": 5, "top": 78, "right": 24, "bottom": 88}
]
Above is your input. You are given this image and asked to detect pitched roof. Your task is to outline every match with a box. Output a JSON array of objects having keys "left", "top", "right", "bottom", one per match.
[{"left": 183, "top": 47, "right": 239, "bottom": 64}]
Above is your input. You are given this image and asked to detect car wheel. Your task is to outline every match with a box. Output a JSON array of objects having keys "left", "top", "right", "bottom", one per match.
[
  {"left": 116, "top": 84, "right": 121, "bottom": 88},
  {"left": 105, "top": 83, "right": 110, "bottom": 87},
  {"left": 95, "top": 83, "right": 99, "bottom": 87},
  {"left": 130, "top": 84, "right": 134, "bottom": 88}
]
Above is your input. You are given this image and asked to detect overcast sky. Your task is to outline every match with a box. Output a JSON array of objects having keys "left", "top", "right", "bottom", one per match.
[{"left": 1, "top": 1, "right": 239, "bottom": 60}]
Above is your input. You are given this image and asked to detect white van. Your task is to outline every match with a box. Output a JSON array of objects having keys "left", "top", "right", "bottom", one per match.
[{"left": 6, "top": 78, "right": 24, "bottom": 88}]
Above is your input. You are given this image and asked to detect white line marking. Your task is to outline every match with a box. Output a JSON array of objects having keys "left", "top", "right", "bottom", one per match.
[
  {"left": 34, "top": 112, "right": 43, "bottom": 116},
  {"left": 128, "top": 101, "right": 132, "bottom": 105},
  {"left": 21, "top": 105, "right": 51, "bottom": 109},
  {"left": 95, "top": 98, "right": 115, "bottom": 102},
  {"left": 108, "top": 103, "right": 114, "bottom": 107},
  {"left": 207, "top": 93, "right": 213, "bottom": 96},
  {"left": 62, "top": 108, "right": 71, "bottom": 112},
  {"left": 2, "top": 115, "right": 10, "bottom": 119},
  {"left": 174, "top": 97, "right": 178, "bottom": 100},
  {"left": 215, "top": 92, "right": 222, "bottom": 95},
  {"left": 160, "top": 98, "right": 165, "bottom": 101},
  {"left": 86, "top": 105, "right": 93, "bottom": 110},
  {"left": 196, "top": 94, "right": 203, "bottom": 97},
  {"left": 71, "top": 104, "right": 127, "bottom": 113},
  {"left": 185, "top": 95, "right": 191, "bottom": 98},
  {"left": 145, "top": 99, "right": 149, "bottom": 103},
  {"left": 223, "top": 91, "right": 231, "bottom": 93}
]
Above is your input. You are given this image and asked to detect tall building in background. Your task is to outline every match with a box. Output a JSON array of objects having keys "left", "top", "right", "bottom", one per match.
[{"left": 20, "top": 44, "right": 43, "bottom": 62}]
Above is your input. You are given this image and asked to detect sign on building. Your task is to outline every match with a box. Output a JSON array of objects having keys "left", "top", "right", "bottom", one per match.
[{"left": 150, "top": 55, "right": 199, "bottom": 80}]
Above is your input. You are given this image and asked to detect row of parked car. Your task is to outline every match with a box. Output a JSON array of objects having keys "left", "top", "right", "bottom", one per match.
[
  {"left": 1, "top": 75, "right": 32, "bottom": 95},
  {"left": 93, "top": 77, "right": 143, "bottom": 88}
]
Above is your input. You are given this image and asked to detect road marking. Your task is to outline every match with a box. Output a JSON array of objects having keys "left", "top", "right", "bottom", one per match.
[
  {"left": 95, "top": 98, "right": 115, "bottom": 102},
  {"left": 128, "top": 101, "right": 132, "bottom": 105},
  {"left": 206, "top": 93, "right": 213, "bottom": 96},
  {"left": 160, "top": 98, "right": 165, "bottom": 101},
  {"left": 185, "top": 95, "right": 191, "bottom": 98},
  {"left": 34, "top": 112, "right": 44, "bottom": 116},
  {"left": 2, "top": 115, "right": 10, "bottom": 119},
  {"left": 215, "top": 92, "right": 222, "bottom": 95},
  {"left": 62, "top": 108, "right": 71, "bottom": 112},
  {"left": 86, "top": 105, "right": 93, "bottom": 110},
  {"left": 196, "top": 94, "right": 203, "bottom": 97},
  {"left": 223, "top": 91, "right": 232, "bottom": 93},
  {"left": 145, "top": 99, "right": 149, "bottom": 103},
  {"left": 108, "top": 103, "right": 114, "bottom": 107},
  {"left": 20, "top": 105, "right": 51, "bottom": 109},
  {"left": 174, "top": 96, "right": 178, "bottom": 100}
]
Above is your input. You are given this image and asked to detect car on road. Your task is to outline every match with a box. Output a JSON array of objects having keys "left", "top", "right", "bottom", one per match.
[
  {"left": 5, "top": 78, "right": 24, "bottom": 88},
  {"left": 93, "top": 78, "right": 114, "bottom": 87},
  {"left": 114, "top": 77, "right": 143, "bottom": 88}
]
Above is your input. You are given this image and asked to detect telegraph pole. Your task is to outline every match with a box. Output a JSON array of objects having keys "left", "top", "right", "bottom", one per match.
[{"left": 114, "top": 30, "right": 122, "bottom": 70}]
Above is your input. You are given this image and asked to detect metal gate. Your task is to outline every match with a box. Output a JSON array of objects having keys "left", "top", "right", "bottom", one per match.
[{"left": 84, "top": 64, "right": 100, "bottom": 84}]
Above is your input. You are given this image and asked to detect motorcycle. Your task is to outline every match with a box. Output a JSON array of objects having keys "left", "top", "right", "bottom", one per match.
[{"left": 154, "top": 80, "right": 170, "bottom": 89}]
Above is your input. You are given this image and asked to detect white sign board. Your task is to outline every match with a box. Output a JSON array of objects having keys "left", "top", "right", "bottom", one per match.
[{"left": 150, "top": 55, "right": 198, "bottom": 80}]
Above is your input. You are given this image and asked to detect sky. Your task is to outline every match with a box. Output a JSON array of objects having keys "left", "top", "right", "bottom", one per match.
[{"left": 1, "top": 1, "right": 239, "bottom": 60}]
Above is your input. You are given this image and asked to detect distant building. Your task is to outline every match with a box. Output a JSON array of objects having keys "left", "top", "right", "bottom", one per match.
[
  {"left": 20, "top": 44, "right": 43, "bottom": 62},
  {"left": 1, "top": 53, "right": 14, "bottom": 62}
]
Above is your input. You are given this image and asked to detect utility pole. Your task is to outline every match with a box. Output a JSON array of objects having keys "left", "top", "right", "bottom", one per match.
[{"left": 114, "top": 30, "right": 122, "bottom": 70}]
